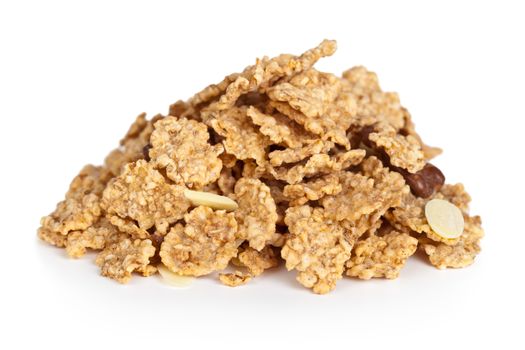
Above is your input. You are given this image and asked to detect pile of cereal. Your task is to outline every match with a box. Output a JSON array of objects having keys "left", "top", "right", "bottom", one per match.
[{"left": 38, "top": 40, "right": 484, "bottom": 294}]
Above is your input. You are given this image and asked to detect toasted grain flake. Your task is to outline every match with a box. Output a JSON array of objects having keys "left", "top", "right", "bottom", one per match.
[
  {"left": 95, "top": 238, "right": 156, "bottom": 283},
  {"left": 37, "top": 227, "right": 67, "bottom": 248},
  {"left": 149, "top": 116, "right": 223, "bottom": 189},
  {"left": 39, "top": 165, "right": 111, "bottom": 237},
  {"left": 346, "top": 231, "right": 418, "bottom": 279},
  {"left": 281, "top": 205, "right": 352, "bottom": 294},
  {"left": 321, "top": 157, "right": 407, "bottom": 223},
  {"left": 319, "top": 157, "right": 408, "bottom": 244},
  {"left": 283, "top": 173, "right": 342, "bottom": 206},
  {"left": 246, "top": 106, "right": 314, "bottom": 148},
  {"left": 342, "top": 66, "right": 407, "bottom": 129},
  {"left": 188, "top": 73, "right": 240, "bottom": 109},
  {"left": 104, "top": 113, "right": 158, "bottom": 176},
  {"left": 421, "top": 215, "right": 484, "bottom": 269},
  {"left": 101, "top": 160, "right": 190, "bottom": 238},
  {"left": 202, "top": 39, "right": 337, "bottom": 114},
  {"left": 369, "top": 122, "right": 425, "bottom": 173},
  {"left": 209, "top": 106, "right": 271, "bottom": 166},
  {"left": 268, "top": 140, "right": 333, "bottom": 167},
  {"left": 267, "top": 69, "right": 355, "bottom": 148},
  {"left": 236, "top": 245, "right": 279, "bottom": 276},
  {"left": 184, "top": 189, "right": 238, "bottom": 211},
  {"left": 268, "top": 149, "right": 366, "bottom": 184},
  {"left": 65, "top": 218, "right": 118, "bottom": 258},
  {"left": 234, "top": 178, "right": 277, "bottom": 251},
  {"left": 159, "top": 206, "right": 239, "bottom": 276},
  {"left": 219, "top": 271, "right": 252, "bottom": 287}
]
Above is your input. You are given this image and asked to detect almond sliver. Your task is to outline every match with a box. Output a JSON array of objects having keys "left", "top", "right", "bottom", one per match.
[
  {"left": 158, "top": 265, "right": 194, "bottom": 288},
  {"left": 425, "top": 199, "right": 465, "bottom": 239},
  {"left": 184, "top": 189, "right": 238, "bottom": 211}
]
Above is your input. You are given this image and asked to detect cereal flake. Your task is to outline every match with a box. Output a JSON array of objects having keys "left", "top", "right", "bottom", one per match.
[
  {"left": 149, "top": 116, "right": 223, "bottom": 188},
  {"left": 95, "top": 238, "right": 156, "bottom": 283},
  {"left": 234, "top": 178, "right": 277, "bottom": 251},
  {"left": 281, "top": 206, "right": 352, "bottom": 294},
  {"left": 101, "top": 160, "right": 190, "bottom": 238},
  {"left": 219, "top": 271, "right": 252, "bottom": 287},
  {"left": 159, "top": 206, "right": 239, "bottom": 276},
  {"left": 346, "top": 231, "right": 418, "bottom": 279}
]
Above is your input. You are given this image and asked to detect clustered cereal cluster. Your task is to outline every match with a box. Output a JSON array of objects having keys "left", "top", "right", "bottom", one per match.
[{"left": 38, "top": 40, "right": 483, "bottom": 294}]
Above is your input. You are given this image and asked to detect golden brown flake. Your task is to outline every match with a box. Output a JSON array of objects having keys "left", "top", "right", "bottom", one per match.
[
  {"left": 188, "top": 73, "right": 240, "bottom": 109},
  {"left": 346, "top": 231, "right": 418, "bottom": 279},
  {"left": 321, "top": 157, "right": 408, "bottom": 243},
  {"left": 65, "top": 218, "right": 118, "bottom": 258},
  {"left": 322, "top": 157, "right": 407, "bottom": 222},
  {"left": 219, "top": 271, "right": 252, "bottom": 287},
  {"left": 210, "top": 107, "right": 271, "bottom": 166},
  {"left": 269, "top": 149, "right": 366, "bottom": 184},
  {"left": 168, "top": 99, "right": 192, "bottom": 118},
  {"left": 149, "top": 116, "right": 223, "bottom": 188},
  {"left": 159, "top": 206, "right": 239, "bottom": 276},
  {"left": 37, "top": 227, "right": 67, "bottom": 248},
  {"left": 234, "top": 178, "right": 277, "bottom": 251},
  {"left": 342, "top": 66, "right": 407, "bottom": 129},
  {"left": 39, "top": 165, "right": 111, "bottom": 237},
  {"left": 101, "top": 160, "right": 190, "bottom": 238},
  {"left": 321, "top": 173, "right": 378, "bottom": 221},
  {"left": 268, "top": 140, "right": 333, "bottom": 167},
  {"left": 268, "top": 70, "right": 356, "bottom": 140},
  {"left": 421, "top": 215, "right": 484, "bottom": 269},
  {"left": 236, "top": 245, "right": 279, "bottom": 276},
  {"left": 203, "top": 40, "right": 337, "bottom": 114},
  {"left": 104, "top": 113, "right": 158, "bottom": 176},
  {"left": 246, "top": 106, "right": 315, "bottom": 148},
  {"left": 369, "top": 122, "right": 425, "bottom": 173},
  {"left": 281, "top": 206, "right": 352, "bottom": 294},
  {"left": 283, "top": 173, "right": 342, "bottom": 206},
  {"left": 95, "top": 238, "right": 156, "bottom": 283},
  {"left": 438, "top": 183, "right": 471, "bottom": 213}
]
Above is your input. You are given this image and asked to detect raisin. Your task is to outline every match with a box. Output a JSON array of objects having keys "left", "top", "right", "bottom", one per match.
[
  {"left": 142, "top": 144, "right": 152, "bottom": 161},
  {"left": 398, "top": 163, "right": 445, "bottom": 198}
]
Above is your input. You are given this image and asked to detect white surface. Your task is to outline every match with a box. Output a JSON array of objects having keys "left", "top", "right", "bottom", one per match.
[{"left": 1, "top": 1, "right": 524, "bottom": 349}]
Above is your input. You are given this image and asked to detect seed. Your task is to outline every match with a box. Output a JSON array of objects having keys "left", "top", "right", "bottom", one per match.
[
  {"left": 158, "top": 265, "right": 194, "bottom": 287},
  {"left": 183, "top": 189, "right": 238, "bottom": 211},
  {"left": 425, "top": 199, "right": 464, "bottom": 239}
]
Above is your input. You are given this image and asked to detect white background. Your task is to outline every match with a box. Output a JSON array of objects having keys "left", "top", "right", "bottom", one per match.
[{"left": 1, "top": 1, "right": 524, "bottom": 349}]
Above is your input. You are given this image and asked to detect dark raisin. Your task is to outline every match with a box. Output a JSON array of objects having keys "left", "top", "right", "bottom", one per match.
[
  {"left": 401, "top": 163, "right": 445, "bottom": 198},
  {"left": 142, "top": 144, "right": 152, "bottom": 161}
]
